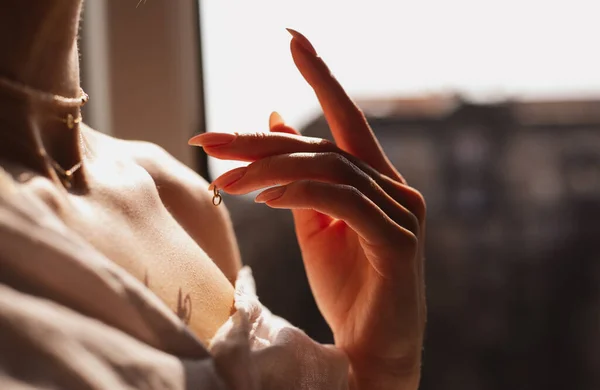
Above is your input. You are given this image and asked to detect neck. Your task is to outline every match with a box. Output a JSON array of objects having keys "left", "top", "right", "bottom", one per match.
[
  {"left": 0, "top": 1, "right": 83, "bottom": 97},
  {"left": 0, "top": 1, "right": 86, "bottom": 188}
]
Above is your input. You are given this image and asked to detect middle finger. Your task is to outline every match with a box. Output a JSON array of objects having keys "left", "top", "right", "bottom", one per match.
[{"left": 211, "top": 152, "right": 419, "bottom": 236}]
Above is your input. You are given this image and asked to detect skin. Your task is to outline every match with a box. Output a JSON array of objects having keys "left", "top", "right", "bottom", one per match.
[
  {"left": 0, "top": 1, "right": 426, "bottom": 389},
  {"left": 0, "top": 0, "right": 239, "bottom": 345},
  {"left": 190, "top": 30, "right": 427, "bottom": 390}
]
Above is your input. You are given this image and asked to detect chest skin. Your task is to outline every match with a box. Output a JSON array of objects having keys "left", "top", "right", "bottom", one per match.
[{"left": 19, "top": 134, "right": 237, "bottom": 345}]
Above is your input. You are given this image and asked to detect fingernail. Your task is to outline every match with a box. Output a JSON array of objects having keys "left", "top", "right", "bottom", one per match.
[
  {"left": 210, "top": 167, "right": 247, "bottom": 190},
  {"left": 269, "top": 111, "right": 285, "bottom": 130},
  {"left": 286, "top": 28, "right": 317, "bottom": 56},
  {"left": 255, "top": 186, "right": 286, "bottom": 203},
  {"left": 188, "top": 132, "right": 236, "bottom": 147}
]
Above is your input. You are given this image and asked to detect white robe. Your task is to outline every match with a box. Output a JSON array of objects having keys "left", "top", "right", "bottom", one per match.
[{"left": 0, "top": 170, "right": 349, "bottom": 389}]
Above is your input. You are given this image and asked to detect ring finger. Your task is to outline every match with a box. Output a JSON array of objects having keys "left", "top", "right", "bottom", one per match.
[{"left": 212, "top": 152, "right": 419, "bottom": 236}]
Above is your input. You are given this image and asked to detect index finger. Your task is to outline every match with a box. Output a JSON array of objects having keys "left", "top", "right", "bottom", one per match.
[{"left": 287, "top": 29, "right": 401, "bottom": 181}]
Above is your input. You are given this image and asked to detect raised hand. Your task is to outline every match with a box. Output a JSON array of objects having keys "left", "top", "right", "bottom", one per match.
[{"left": 189, "top": 29, "right": 426, "bottom": 390}]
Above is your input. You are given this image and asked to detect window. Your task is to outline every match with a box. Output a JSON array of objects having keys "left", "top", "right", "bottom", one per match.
[
  {"left": 199, "top": 0, "right": 600, "bottom": 178},
  {"left": 199, "top": 3, "right": 600, "bottom": 389}
]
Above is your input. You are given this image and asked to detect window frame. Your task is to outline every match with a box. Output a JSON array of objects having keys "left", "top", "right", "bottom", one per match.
[{"left": 80, "top": 0, "right": 209, "bottom": 178}]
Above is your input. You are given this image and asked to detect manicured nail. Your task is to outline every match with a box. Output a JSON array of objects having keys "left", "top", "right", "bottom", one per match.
[
  {"left": 286, "top": 28, "right": 317, "bottom": 56},
  {"left": 209, "top": 167, "right": 247, "bottom": 190},
  {"left": 269, "top": 111, "right": 285, "bottom": 130},
  {"left": 188, "top": 132, "right": 236, "bottom": 147},
  {"left": 255, "top": 186, "right": 286, "bottom": 203}
]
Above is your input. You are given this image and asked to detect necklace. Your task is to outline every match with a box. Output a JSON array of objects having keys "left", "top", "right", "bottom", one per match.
[
  {"left": 46, "top": 148, "right": 85, "bottom": 189},
  {"left": 0, "top": 76, "right": 89, "bottom": 189}
]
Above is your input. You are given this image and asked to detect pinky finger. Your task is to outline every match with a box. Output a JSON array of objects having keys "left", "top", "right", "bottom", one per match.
[{"left": 255, "top": 180, "right": 415, "bottom": 249}]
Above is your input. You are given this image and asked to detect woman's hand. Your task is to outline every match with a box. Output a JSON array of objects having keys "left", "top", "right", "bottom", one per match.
[{"left": 189, "top": 29, "right": 426, "bottom": 390}]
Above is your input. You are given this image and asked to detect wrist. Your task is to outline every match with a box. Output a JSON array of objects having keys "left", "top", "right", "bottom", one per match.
[
  {"left": 346, "top": 351, "right": 422, "bottom": 390},
  {"left": 349, "top": 368, "right": 421, "bottom": 390}
]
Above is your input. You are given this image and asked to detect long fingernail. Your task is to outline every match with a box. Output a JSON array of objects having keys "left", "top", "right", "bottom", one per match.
[
  {"left": 209, "top": 167, "right": 247, "bottom": 190},
  {"left": 255, "top": 186, "right": 286, "bottom": 203},
  {"left": 269, "top": 111, "right": 285, "bottom": 130},
  {"left": 188, "top": 132, "right": 236, "bottom": 147},
  {"left": 286, "top": 28, "right": 317, "bottom": 56}
]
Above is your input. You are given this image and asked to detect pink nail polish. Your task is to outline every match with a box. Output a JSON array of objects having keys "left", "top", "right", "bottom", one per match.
[
  {"left": 255, "top": 186, "right": 286, "bottom": 203},
  {"left": 286, "top": 28, "right": 318, "bottom": 56},
  {"left": 188, "top": 132, "right": 236, "bottom": 147},
  {"left": 212, "top": 167, "right": 247, "bottom": 189}
]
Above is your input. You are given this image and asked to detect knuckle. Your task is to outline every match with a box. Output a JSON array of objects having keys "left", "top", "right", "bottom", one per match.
[
  {"left": 404, "top": 211, "right": 420, "bottom": 236},
  {"left": 251, "top": 153, "right": 280, "bottom": 174},
  {"left": 398, "top": 230, "right": 419, "bottom": 254},
  {"left": 297, "top": 179, "right": 318, "bottom": 197},
  {"left": 322, "top": 152, "right": 360, "bottom": 183},
  {"left": 408, "top": 189, "right": 427, "bottom": 222},
  {"left": 396, "top": 186, "right": 426, "bottom": 223},
  {"left": 381, "top": 226, "right": 418, "bottom": 256},
  {"left": 365, "top": 175, "right": 382, "bottom": 194},
  {"left": 248, "top": 131, "right": 268, "bottom": 140},
  {"left": 321, "top": 151, "right": 346, "bottom": 167},
  {"left": 316, "top": 138, "right": 337, "bottom": 151},
  {"left": 339, "top": 184, "right": 364, "bottom": 205}
]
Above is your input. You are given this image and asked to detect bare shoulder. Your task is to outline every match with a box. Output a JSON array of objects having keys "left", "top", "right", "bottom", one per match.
[
  {"left": 83, "top": 127, "right": 207, "bottom": 189},
  {"left": 82, "top": 126, "right": 241, "bottom": 281}
]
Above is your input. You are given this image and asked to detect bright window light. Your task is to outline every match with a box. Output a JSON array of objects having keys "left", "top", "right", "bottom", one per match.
[{"left": 200, "top": 0, "right": 600, "bottom": 178}]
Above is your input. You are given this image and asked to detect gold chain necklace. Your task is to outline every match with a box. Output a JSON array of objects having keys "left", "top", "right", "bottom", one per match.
[
  {"left": 46, "top": 151, "right": 85, "bottom": 189},
  {"left": 0, "top": 76, "right": 89, "bottom": 189}
]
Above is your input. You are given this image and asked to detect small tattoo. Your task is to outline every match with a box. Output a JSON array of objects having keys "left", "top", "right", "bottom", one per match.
[
  {"left": 143, "top": 273, "right": 192, "bottom": 325},
  {"left": 176, "top": 288, "right": 192, "bottom": 324}
]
